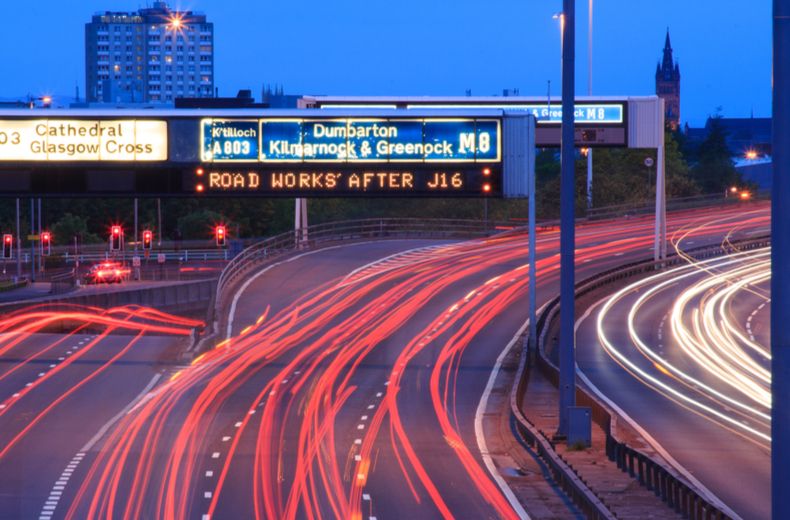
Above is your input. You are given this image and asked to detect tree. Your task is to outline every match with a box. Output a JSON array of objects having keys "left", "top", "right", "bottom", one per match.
[
  {"left": 51, "top": 213, "right": 101, "bottom": 245},
  {"left": 176, "top": 209, "right": 233, "bottom": 240},
  {"left": 664, "top": 130, "right": 700, "bottom": 198},
  {"left": 691, "top": 116, "right": 740, "bottom": 193}
]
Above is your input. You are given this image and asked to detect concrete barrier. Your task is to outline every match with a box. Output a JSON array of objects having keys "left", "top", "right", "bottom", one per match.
[{"left": 0, "top": 278, "right": 217, "bottom": 318}]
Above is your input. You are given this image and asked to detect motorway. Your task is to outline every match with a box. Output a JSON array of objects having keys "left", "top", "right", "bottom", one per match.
[
  {"left": 0, "top": 305, "right": 202, "bottom": 519},
  {"left": 576, "top": 208, "right": 771, "bottom": 520},
  {"left": 0, "top": 202, "right": 770, "bottom": 519}
]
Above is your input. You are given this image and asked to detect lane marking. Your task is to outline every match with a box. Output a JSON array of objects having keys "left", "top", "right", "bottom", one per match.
[
  {"left": 81, "top": 374, "right": 162, "bottom": 453},
  {"left": 474, "top": 312, "right": 535, "bottom": 520},
  {"left": 38, "top": 373, "right": 163, "bottom": 520},
  {"left": 575, "top": 302, "right": 742, "bottom": 520},
  {"left": 226, "top": 240, "right": 424, "bottom": 339}
]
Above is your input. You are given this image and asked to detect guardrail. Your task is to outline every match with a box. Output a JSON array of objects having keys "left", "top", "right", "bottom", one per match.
[
  {"left": 585, "top": 193, "right": 765, "bottom": 221},
  {"left": 512, "top": 235, "right": 770, "bottom": 520},
  {"left": 50, "top": 270, "right": 76, "bottom": 295},
  {"left": 214, "top": 217, "right": 517, "bottom": 314},
  {"left": 191, "top": 218, "right": 519, "bottom": 353},
  {"left": 510, "top": 336, "right": 616, "bottom": 520},
  {"left": 59, "top": 249, "right": 232, "bottom": 264}
]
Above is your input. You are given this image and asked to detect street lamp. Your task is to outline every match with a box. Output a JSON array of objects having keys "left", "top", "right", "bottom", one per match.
[{"left": 586, "top": 0, "right": 594, "bottom": 210}]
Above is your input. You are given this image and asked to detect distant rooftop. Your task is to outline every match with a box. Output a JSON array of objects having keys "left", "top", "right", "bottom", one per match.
[{"left": 91, "top": 2, "right": 206, "bottom": 23}]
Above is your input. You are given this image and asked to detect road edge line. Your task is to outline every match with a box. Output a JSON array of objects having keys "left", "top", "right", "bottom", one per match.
[
  {"left": 574, "top": 300, "right": 742, "bottom": 520},
  {"left": 475, "top": 318, "right": 532, "bottom": 519}
]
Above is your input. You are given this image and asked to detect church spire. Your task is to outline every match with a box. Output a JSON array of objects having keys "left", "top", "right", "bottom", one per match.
[
  {"left": 656, "top": 29, "right": 681, "bottom": 130},
  {"left": 661, "top": 29, "right": 675, "bottom": 76}
]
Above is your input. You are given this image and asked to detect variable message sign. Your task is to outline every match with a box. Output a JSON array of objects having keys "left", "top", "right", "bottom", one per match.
[{"left": 0, "top": 110, "right": 528, "bottom": 198}]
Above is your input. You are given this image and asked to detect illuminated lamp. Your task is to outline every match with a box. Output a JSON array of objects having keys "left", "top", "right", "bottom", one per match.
[{"left": 215, "top": 225, "right": 226, "bottom": 247}]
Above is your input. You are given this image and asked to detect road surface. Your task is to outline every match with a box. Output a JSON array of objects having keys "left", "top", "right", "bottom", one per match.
[{"left": 0, "top": 201, "right": 770, "bottom": 519}]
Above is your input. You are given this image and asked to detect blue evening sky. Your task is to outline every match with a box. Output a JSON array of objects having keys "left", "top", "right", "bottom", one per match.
[{"left": 0, "top": 1, "right": 771, "bottom": 127}]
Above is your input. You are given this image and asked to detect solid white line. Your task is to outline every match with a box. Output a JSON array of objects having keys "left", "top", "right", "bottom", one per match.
[
  {"left": 81, "top": 373, "right": 162, "bottom": 453},
  {"left": 575, "top": 301, "right": 742, "bottom": 520},
  {"left": 38, "top": 373, "right": 165, "bottom": 520},
  {"left": 475, "top": 312, "right": 536, "bottom": 520},
  {"left": 225, "top": 240, "right": 444, "bottom": 339}
]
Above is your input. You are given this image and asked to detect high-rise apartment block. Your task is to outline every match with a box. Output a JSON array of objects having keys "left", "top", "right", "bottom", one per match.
[{"left": 85, "top": 2, "right": 214, "bottom": 103}]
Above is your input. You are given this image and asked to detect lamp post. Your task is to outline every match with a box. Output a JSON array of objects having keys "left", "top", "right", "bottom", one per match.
[
  {"left": 558, "top": 0, "right": 576, "bottom": 438},
  {"left": 772, "top": 1, "right": 790, "bottom": 517},
  {"left": 586, "top": 0, "right": 594, "bottom": 210}
]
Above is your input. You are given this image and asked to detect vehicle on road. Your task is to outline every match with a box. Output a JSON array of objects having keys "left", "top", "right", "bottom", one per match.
[{"left": 83, "top": 261, "right": 130, "bottom": 284}]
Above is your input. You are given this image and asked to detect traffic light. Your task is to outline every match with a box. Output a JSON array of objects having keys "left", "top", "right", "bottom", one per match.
[
  {"left": 142, "top": 230, "right": 153, "bottom": 250},
  {"left": 2, "top": 234, "right": 12, "bottom": 259},
  {"left": 41, "top": 232, "right": 51, "bottom": 256},
  {"left": 110, "top": 226, "right": 123, "bottom": 251},
  {"left": 215, "top": 225, "right": 226, "bottom": 247}
]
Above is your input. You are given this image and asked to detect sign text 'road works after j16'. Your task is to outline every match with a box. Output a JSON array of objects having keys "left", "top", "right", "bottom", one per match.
[{"left": 197, "top": 117, "right": 502, "bottom": 196}]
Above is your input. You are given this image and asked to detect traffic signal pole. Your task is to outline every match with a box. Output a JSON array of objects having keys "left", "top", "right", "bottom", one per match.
[
  {"left": 15, "top": 198, "right": 20, "bottom": 281},
  {"left": 29, "top": 198, "right": 35, "bottom": 283},
  {"left": 772, "top": 0, "right": 790, "bottom": 517},
  {"left": 558, "top": 0, "right": 576, "bottom": 438}
]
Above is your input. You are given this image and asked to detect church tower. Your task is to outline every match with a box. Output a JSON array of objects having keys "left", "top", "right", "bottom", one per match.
[{"left": 655, "top": 30, "right": 681, "bottom": 130}]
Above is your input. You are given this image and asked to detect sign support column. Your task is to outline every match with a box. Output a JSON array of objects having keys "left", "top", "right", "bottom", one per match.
[
  {"left": 772, "top": 1, "right": 790, "bottom": 517},
  {"left": 558, "top": 0, "right": 576, "bottom": 438},
  {"left": 654, "top": 99, "right": 667, "bottom": 262},
  {"left": 529, "top": 149, "right": 537, "bottom": 359}
]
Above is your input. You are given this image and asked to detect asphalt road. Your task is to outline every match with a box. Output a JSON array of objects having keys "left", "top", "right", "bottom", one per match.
[
  {"left": 0, "top": 201, "right": 771, "bottom": 520},
  {"left": 576, "top": 240, "right": 771, "bottom": 519}
]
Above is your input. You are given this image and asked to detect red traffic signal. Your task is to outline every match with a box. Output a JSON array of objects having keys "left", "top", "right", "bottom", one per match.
[
  {"left": 142, "top": 230, "right": 153, "bottom": 250},
  {"left": 41, "top": 231, "right": 51, "bottom": 256},
  {"left": 110, "top": 226, "right": 123, "bottom": 251},
  {"left": 2, "top": 234, "right": 12, "bottom": 259},
  {"left": 215, "top": 225, "right": 226, "bottom": 247}
]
